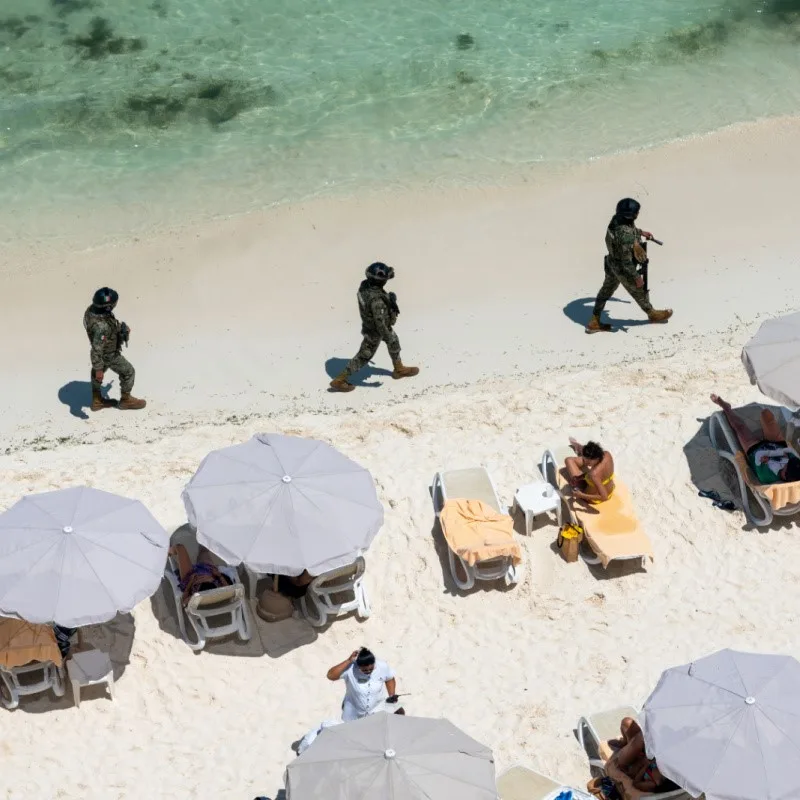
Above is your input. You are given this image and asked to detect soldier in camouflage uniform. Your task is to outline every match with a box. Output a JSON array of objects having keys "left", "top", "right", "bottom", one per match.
[
  {"left": 83, "top": 287, "right": 147, "bottom": 411},
  {"left": 330, "top": 262, "right": 419, "bottom": 393},
  {"left": 586, "top": 198, "right": 673, "bottom": 333}
]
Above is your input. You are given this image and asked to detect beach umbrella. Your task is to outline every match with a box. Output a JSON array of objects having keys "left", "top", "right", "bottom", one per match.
[
  {"left": 642, "top": 648, "right": 800, "bottom": 800},
  {"left": 0, "top": 487, "right": 168, "bottom": 627},
  {"left": 0, "top": 619, "right": 63, "bottom": 669},
  {"left": 182, "top": 434, "right": 383, "bottom": 575},
  {"left": 742, "top": 311, "right": 800, "bottom": 409},
  {"left": 284, "top": 713, "right": 497, "bottom": 800}
]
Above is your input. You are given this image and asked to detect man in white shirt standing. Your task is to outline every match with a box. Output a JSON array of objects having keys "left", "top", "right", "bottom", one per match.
[{"left": 326, "top": 648, "right": 404, "bottom": 721}]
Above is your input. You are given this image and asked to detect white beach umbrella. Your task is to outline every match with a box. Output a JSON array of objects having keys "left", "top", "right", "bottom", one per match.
[
  {"left": 182, "top": 434, "right": 383, "bottom": 575},
  {"left": 642, "top": 648, "right": 800, "bottom": 800},
  {"left": 741, "top": 311, "right": 800, "bottom": 410},
  {"left": 285, "top": 714, "right": 498, "bottom": 800},
  {"left": 0, "top": 487, "right": 168, "bottom": 627}
]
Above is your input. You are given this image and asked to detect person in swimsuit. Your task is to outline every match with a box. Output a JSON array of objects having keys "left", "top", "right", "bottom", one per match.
[
  {"left": 711, "top": 394, "right": 800, "bottom": 485},
  {"left": 565, "top": 438, "right": 615, "bottom": 503},
  {"left": 169, "top": 544, "right": 233, "bottom": 605},
  {"left": 595, "top": 717, "right": 678, "bottom": 795}
]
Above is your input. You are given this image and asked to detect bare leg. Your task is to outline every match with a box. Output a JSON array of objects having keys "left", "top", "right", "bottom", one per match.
[
  {"left": 169, "top": 543, "right": 195, "bottom": 581},
  {"left": 609, "top": 717, "right": 641, "bottom": 749},
  {"left": 760, "top": 410, "right": 783, "bottom": 443},
  {"left": 711, "top": 394, "right": 759, "bottom": 452},
  {"left": 615, "top": 731, "right": 646, "bottom": 770},
  {"left": 565, "top": 456, "right": 586, "bottom": 488}
]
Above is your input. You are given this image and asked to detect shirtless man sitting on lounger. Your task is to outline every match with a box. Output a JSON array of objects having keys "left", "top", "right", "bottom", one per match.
[
  {"left": 711, "top": 394, "right": 800, "bottom": 485},
  {"left": 565, "top": 438, "right": 615, "bottom": 503},
  {"left": 588, "top": 717, "right": 678, "bottom": 797}
]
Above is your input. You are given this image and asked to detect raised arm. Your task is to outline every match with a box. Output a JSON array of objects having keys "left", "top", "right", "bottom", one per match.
[{"left": 327, "top": 651, "right": 358, "bottom": 681}]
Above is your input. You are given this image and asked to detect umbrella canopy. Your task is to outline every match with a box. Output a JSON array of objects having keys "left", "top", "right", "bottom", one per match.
[
  {"left": 0, "top": 487, "right": 168, "bottom": 627},
  {"left": 285, "top": 714, "right": 497, "bottom": 800},
  {"left": 0, "top": 619, "right": 62, "bottom": 669},
  {"left": 182, "top": 434, "right": 383, "bottom": 575},
  {"left": 742, "top": 312, "right": 800, "bottom": 409},
  {"left": 642, "top": 648, "right": 800, "bottom": 800}
]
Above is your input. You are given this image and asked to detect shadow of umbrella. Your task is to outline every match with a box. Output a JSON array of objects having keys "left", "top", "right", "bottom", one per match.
[
  {"left": 8, "top": 612, "right": 136, "bottom": 714},
  {"left": 683, "top": 414, "right": 738, "bottom": 506},
  {"left": 562, "top": 297, "right": 651, "bottom": 332},
  {"left": 324, "top": 357, "right": 392, "bottom": 388},
  {"left": 150, "top": 524, "right": 318, "bottom": 658}
]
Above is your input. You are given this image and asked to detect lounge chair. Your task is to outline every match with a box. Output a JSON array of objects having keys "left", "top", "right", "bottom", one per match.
[
  {"left": 708, "top": 404, "right": 800, "bottom": 527},
  {"left": 299, "top": 557, "right": 371, "bottom": 628},
  {"left": 498, "top": 764, "right": 591, "bottom": 799},
  {"left": 540, "top": 448, "right": 653, "bottom": 570},
  {"left": 431, "top": 467, "right": 522, "bottom": 590},
  {"left": 0, "top": 660, "right": 65, "bottom": 710},
  {"left": 576, "top": 707, "right": 689, "bottom": 800},
  {"left": 164, "top": 555, "right": 252, "bottom": 652}
]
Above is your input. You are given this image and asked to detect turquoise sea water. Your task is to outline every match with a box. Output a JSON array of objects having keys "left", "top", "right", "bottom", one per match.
[{"left": 2, "top": 0, "right": 800, "bottom": 238}]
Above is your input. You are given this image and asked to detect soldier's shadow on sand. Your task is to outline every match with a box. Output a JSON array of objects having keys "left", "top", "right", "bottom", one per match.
[
  {"left": 58, "top": 380, "right": 116, "bottom": 420},
  {"left": 563, "top": 297, "right": 651, "bottom": 332},
  {"left": 324, "top": 357, "right": 392, "bottom": 388}
]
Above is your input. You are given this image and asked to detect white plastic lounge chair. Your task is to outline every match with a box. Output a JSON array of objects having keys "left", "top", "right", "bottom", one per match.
[
  {"left": 540, "top": 448, "right": 653, "bottom": 570},
  {"left": 498, "top": 764, "right": 592, "bottom": 799},
  {"left": 0, "top": 660, "right": 65, "bottom": 710},
  {"left": 164, "top": 555, "right": 252, "bottom": 652},
  {"left": 431, "top": 467, "right": 522, "bottom": 590},
  {"left": 299, "top": 557, "right": 370, "bottom": 628},
  {"left": 576, "top": 707, "right": 690, "bottom": 799},
  {"left": 709, "top": 405, "right": 800, "bottom": 527}
]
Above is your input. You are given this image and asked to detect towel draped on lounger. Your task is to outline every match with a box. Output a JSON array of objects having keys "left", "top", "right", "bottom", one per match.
[{"left": 439, "top": 499, "right": 521, "bottom": 567}]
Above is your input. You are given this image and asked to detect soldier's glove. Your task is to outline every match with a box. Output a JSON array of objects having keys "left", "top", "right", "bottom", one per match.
[{"left": 632, "top": 241, "right": 648, "bottom": 265}]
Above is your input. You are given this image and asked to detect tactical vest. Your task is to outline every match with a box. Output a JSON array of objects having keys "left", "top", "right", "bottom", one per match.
[{"left": 357, "top": 280, "right": 393, "bottom": 335}]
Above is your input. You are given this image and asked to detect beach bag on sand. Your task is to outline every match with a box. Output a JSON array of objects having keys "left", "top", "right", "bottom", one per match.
[
  {"left": 256, "top": 588, "right": 294, "bottom": 622},
  {"left": 557, "top": 523, "right": 584, "bottom": 563}
]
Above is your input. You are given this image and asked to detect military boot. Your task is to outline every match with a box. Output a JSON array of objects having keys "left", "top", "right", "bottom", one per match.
[
  {"left": 90, "top": 390, "right": 117, "bottom": 412},
  {"left": 392, "top": 360, "right": 419, "bottom": 379},
  {"left": 329, "top": 374, "right": 355, "bottom": 392},
  {"left": 647, "top": 308, "right": 673, "bottom": 323},
  {"left": 585, "top": 315, "right": 612, "bottom": 334},
  {"left": 118, "top": 392, "right": 147, "bottom": 410}
]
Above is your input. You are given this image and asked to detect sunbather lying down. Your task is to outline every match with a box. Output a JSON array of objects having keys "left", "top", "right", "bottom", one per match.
[
  {"left": 565, "top": 438, "right": 615, "bottom": 503},
  {"left": 711, "top": 394, "right": 800, "bottom": 485},
  {"left": 588, "top": 717, "right": 679, "bottom": 798}
]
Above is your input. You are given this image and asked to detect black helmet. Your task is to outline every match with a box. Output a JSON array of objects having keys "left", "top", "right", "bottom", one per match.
[
  {"left": 615, "top": 198, "right": 641, "bottom": 221},
  {"left": 365, "top": 262, "right": 395, "bottom": 281},
  {"left": 92, "top": 287, "right": 119, "bottom": 309}
]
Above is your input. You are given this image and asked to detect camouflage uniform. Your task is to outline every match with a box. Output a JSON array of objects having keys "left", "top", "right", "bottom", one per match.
[
  {"left": 83, "top": 306, "right": 136, "bottom": 394},
  {"left": 592, "top": 221, "right": 653, "bottom": 317},
  {"left": 341, "top": 280, "right": 402, "bottom": 378}
]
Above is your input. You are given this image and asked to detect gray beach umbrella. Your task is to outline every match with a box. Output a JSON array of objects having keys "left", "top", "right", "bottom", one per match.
[
  {"left": 642, "top": 648, "right": 800, "bottom": 800},
  {"left": 742, "top": 311, "right": 800, "bottom": 409},
  {"left": 182, "top": 434, "right": 383, "bottom": 575},
  {"left": 0, "top": 487, "right": 168, "bottom": 627},
  {"left": 285, "top": 714, "right": 498, "bottom": 800}
]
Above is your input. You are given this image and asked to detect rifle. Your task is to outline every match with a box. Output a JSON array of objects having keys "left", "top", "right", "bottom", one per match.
[
  {"left": 119, "top": 321, "right": 131, "bottom": 348},
  {"left": 637, "top": 237, "right": 663, "bottom": 301}
]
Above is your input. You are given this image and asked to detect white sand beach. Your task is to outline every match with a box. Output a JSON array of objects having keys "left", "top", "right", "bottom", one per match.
[{"left": 2, "top": 116, "right": 800, "bottom": 799}]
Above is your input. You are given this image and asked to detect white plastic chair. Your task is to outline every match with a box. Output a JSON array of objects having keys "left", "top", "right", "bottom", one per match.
[
  {"left": 576, "top": 707, "right": 690, "bottom": 799},
  {"left": 431, "top": 467, "right": 522, "bottom": 590},
  {"left": 164, "top": 556, "right": 252, "bottom": 651},
  {"left": 300, "top": 557, "right": 370, "bottom": 628},
  {"left": 0, "top": 661, "right": 65, "bottom": 710},
  {"left": 709, "top": 406, "right": 800, "bottom": 527},
  {"left": 67, "top": 649, "right": 114, "bottom": 707}
]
